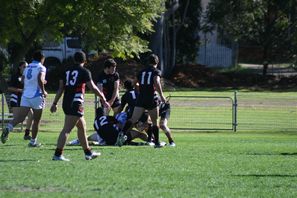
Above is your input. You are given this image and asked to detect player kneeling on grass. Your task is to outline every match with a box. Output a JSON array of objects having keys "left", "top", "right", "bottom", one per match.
[{"left": 68, "top": 108, "right": 148, "bottom": 146}]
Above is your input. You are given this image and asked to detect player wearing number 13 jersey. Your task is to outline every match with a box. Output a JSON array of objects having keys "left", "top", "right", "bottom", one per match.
[
  {"left": 61, "top": 63, "right": 91, "bottom": 116},
  {"left": 50, "top": 51, "right": 110, "bottom": 161}
]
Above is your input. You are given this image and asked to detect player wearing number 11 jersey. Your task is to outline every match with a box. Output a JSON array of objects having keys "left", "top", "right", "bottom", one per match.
[{"left": 122, "top": 54, "right": 166, "bottom": 148}]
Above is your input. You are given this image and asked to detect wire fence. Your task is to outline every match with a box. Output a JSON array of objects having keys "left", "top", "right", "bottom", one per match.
[{"left": 1, "top": 92, "right": 297, "bottom": 133}]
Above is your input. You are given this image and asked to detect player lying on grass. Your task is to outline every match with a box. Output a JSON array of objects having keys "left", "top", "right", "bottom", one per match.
[{"left": 68, "top": 108, "right": 148, "bottom": 146}]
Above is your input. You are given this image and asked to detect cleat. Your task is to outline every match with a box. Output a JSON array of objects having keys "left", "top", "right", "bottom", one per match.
[
  {"left": 146, "top": 141, "right": 155, "bottom": 147},
  {"left": 169, "top": 142, "right": 176, "bottom": 147},
  {"left": 67, "top": 139, "right": 80, "bottom": 146},
  {"left": 52, "top": 155, "right": 70, "bottom": 161},
  {"left": 24, "top": 135, "right": 32, "bottom": 140},
  {"left": 1, "top": 128, "right": 10, "bottom": 144},
  {"left": 154, "top": 142, "right": 164, "bottom": 148},
  {"left": 28, "top": 142, "right": 42, "bottom": 147},
  {"left": 160, "top": 141, "right": 167, "bottom": 147},
  {"left": 85, "top": 151, "right": 101, "bottom": 160},
  {"left": 115, "top": 132, "right": 127, "bottom": 147}
]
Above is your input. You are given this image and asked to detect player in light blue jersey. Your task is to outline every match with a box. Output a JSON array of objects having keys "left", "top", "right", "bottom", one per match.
[{"left": 1, "top": 51, "right": 47, "bottom": 147}]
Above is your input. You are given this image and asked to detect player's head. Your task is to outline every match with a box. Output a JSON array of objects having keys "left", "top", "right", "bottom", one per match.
[
  {"left": 148, "top": 54, "right": 159, "bottom": 66},
  {"left": 115, "top": 112, "right": 128, "bottom": 128},
  {"left": 33, "top": 50, "right": 45, "bottom": 64},
  {"left": 95, "top": 107, "right": 104, "bottom": 118},
  {"left": 124, "top": 79, "right": 134, "bottom": 91},
  {"left": 104, "top": 58, "right": 117, "bottom": 74},
  {"left": 18, "top": 61, "right": 28, "bottom": 74},
  {"left": 74, "top": 51, "right": 86, "bottom": 64}
]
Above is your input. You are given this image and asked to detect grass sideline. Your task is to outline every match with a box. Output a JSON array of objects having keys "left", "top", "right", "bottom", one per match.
[
  {"left": 1, "top": 90, "right": 297, "bottom": 197},
  {"left": 1, "top": 131, "right": 297, "bottom": 197}
]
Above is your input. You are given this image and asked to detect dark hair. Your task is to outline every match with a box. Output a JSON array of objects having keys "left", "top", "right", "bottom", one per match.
[
  {"left": 104, "top": 58, "right": 117, "bottom": 68},
  {"left": 33, "top": 50, "right": 45, "bottom": 62},
  {"left": 148, "top": 54, "right": 159, "bottom": 65},
  {"left": 74, "top": 51, "right": 86, "bottom": 63},
  {"left": 18, "top": 61, "right": 27, "bottom": 67},
  {"left": 95, "top": 107, "right": 104, "bottom": 118},
  {"left": 124, "top": 79, "right": 134, "bottom": 90}
]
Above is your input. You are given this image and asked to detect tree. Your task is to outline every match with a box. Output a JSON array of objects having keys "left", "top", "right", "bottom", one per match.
[
  {"left": 205, "top": 0, "right": 297, "bottom": 75},
  {"left": 150, "top": 0, "right": 201, "bottom": 77},
  {"left": 0, "top": 0, "right": 165, "bottom": 67}
]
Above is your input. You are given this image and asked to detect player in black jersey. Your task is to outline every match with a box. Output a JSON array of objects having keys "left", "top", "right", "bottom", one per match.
[
  {"left": 50, "top": 51, "right": 110, "bottom": 161},
  {"left": 122, "top": 54, "right": 166, "bottom": 148},
  {"left": 97, "top": 58, "right": 121, "bottom": 116},
  {"left": 119, "top": 79, "right": 139, "bottom": 118},
  {"left": 7, "top": 61, "right": 33, "bottom": 140}
]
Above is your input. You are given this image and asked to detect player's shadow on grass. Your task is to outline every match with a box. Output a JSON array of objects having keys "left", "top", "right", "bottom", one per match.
[
  {"left": 247, "top": 152, "right": 297, "bottom": 156},
  {"left": 233, "top": 174, "right": 297, "bottom": 177},
  {"left": 0, "top": 159, "right": 37, "bottom": 162}
]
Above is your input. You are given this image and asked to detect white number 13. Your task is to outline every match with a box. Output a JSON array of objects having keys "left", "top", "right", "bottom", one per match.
[{"left": 66, "top": 70, "right": 78, "bottom": 86}]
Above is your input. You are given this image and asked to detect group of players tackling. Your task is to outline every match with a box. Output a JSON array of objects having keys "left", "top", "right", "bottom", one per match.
[{"left": 1, "top": 51, "right": 175, "bottom": 161}]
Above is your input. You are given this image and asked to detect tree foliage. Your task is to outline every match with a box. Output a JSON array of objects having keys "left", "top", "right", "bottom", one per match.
[
  {"left": 205, "top": 0, "right": 297, "bottom": 70},
  {"left": 0, "top": 0, "right": 165, "bottom": 66}
]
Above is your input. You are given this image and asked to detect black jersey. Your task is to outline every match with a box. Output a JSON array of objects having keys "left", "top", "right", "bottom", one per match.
[
  {"left": 97, "top": 71, "right": 120, "bottom": 101},
  {"left": 61, "top": 64, "right": 92, "bottom": 116},
  {"left": 93, "top": 115, "right": 120, "bottom": 145},
  {"left": 136, "top": 66, "right": 162, "bottom": 109},
  {"left": 9, "top": 72, "right": 23, "bottom": 107},
  {"left": 121, "top": 89, "right": 138, "bottom": 118}
]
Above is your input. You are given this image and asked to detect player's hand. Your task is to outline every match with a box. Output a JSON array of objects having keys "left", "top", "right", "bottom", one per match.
[
  {"left": 50, "top": 104, "right": 57, "bottom": 113},
  {"left": 43, "top": 91, "right": 48, "bottom": 98},
  {"left": 103, "top": 100, "right": 111, "bottom": 109}
]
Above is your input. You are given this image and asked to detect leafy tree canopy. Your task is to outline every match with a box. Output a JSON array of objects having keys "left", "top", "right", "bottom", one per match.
[
  {"left": 205, "top": 0, "right": 297, "bottom": 63},
  {"left": 0, "top": 0, "right": 165, "bottom": 65}
]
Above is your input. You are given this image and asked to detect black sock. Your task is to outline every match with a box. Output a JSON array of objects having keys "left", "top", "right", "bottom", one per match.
[
  {"left": 24, "top": 129, "right": 30, "bottom": 136},
  {"left": 122, "top": 120, "right": 133, "bottom": 134},
  {"left": 54, "top": 148, "right": 63, "bottom": 157},
  {"left": 84, "top": 148, "right": 92, "bottom": 156},
  {"left": 152, "top": 126, "right": 159, "bottom": 144},
  {"left": 147, "top": 125, "right": 153, "bottom": 142}
]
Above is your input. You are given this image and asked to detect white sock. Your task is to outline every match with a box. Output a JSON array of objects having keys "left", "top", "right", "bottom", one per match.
[
  {"left": 30, "top": 138, "right": 37, "bottom": 144},
  {"left": 6, "top": 123, "right": 13, "bottom": 132}
]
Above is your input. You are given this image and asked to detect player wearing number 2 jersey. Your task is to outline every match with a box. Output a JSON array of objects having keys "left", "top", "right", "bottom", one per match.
[
  {"left": 122, "top": 54, "right": 166, "bottom": 148},
  {"left": 50, "top": 51, "right": 110, "bottom": 161}
]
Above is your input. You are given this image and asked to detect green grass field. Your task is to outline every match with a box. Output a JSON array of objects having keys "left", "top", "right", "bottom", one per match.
[{"left": 1, "top": 91, "right": 297, "bottom": 197}]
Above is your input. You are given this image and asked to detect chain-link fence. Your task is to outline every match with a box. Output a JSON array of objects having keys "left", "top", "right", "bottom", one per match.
[{"left": 1, "top": 92, "right": 297, "bottom": 132}]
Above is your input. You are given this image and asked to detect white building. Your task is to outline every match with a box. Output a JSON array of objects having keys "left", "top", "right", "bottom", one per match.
[{"left": 197, "top": 0, "right": 237, "bottom": 67}]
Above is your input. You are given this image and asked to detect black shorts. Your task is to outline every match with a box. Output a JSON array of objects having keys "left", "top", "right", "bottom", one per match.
[
  {"left": 135, "top": 95, "right": 158, "bottom": 110},
  {"left": 96, "top": 125, "right": 120, "bottom": 145},
  {"left": 63, "top": 101, "right": 84, "bottom": 117}
]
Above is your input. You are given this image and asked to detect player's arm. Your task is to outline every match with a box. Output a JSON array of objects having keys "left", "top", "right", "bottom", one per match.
[
  {"left": 154, "top": 76, "right": 165, "bottom": 103},
  {"left": 38, "top": 71, "right": 47, "bottom": 97},
  {"left": 109, "top": 79, "right": 120, "bottom": 105},
  {"left": 50, "top": 79, "right": 64, "bottom": 113},
  {"left": 87, "top": 80, "right": 110, "bottom": 109}
]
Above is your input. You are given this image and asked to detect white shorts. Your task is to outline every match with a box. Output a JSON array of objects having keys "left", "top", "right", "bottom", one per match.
[{"left": 20, "top": 95, "right": 45, "bottom": 109}]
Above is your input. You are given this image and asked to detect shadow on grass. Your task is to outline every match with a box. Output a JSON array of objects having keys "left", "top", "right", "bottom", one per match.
[
  {"left": 233, "top": 174, "right": 297, "bottom": 177},
  {"left": 247, "top": 152, "right": 297, "bottom": 156},
  {"left": 0, "top": 159, "right": 37, "bottom": 162}
]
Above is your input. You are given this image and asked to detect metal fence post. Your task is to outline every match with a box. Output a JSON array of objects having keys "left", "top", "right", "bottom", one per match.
[{"left": 232, "top": 91, "right": 238, "bottom": 132}]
